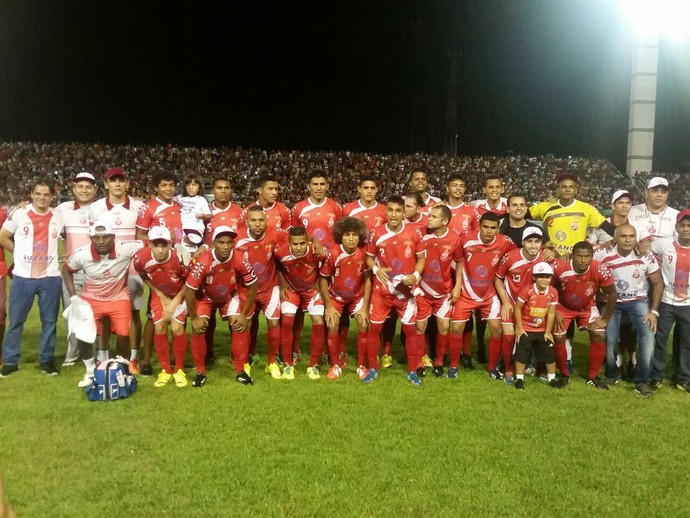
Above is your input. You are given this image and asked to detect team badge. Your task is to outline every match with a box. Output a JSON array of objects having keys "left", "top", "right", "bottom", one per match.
[
  {"left": 404, "top": 245, "right": 412, "bottom": 258},
  {"left": 115, "top": 217, "right": 122, "bottom": 226},
  {"left": 491, "top": 255, "right": 500, "bottom": 266},
  {"left": 440, "top": 250, "right": 449, "bottom": 262},
  {"left": 328, "top": 214, "right": 335, "bottom": 227},
  {"left": 570, "top": 221, "right": 578, "bottom": 231},
  {"left": 585, "top": 286, "right": 594, "bottom": 297},
  {"left": 79, "top": 216, "right": 87, "bottom": 225},
  {"left": 632, "top": 269, "right": 640, "bottom": 279}
]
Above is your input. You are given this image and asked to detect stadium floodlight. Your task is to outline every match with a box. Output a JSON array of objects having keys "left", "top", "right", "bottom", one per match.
[{"left": 617, "top": 0, "right": 690, "bottom": 41}]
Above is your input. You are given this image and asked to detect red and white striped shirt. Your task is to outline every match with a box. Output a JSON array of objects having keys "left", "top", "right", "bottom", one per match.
[
  {"left": 650, "top": 238, "right": 690, "bottom": 306},
  {"left": 55, "top": 200, "right": 92, "bottom": 258},
  {"left": 595, "top": 247, "right": 659, "bottom": 303}
]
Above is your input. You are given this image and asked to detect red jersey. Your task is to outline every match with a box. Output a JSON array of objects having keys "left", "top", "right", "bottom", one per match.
[
  {"left": 517, "top": 284, "right": 559, "bottom": 332},
  {"left": 132, "top": 247, "right": 189, "bottom": 298},
  {"left": 233, "top": 227, "right": 288, "bottom": 293},
  {"left": 471, "top": 198, "right": 508, "bottom": 217},
  {"left": 404, "top": 214, "right": 429, "bottom": 233},
  {"left": 342, "top": 200, "right": 387, "bottom": 233},
  {"left": 420, "top": 229, "right": 462, "bottom": 298},
  {"left": 240, "top": 201, "right": 291, "bottom": 231},
  {"left": 185, "top": 248, "right": 256, "bottom": 304},
  {"left": 291, "top": 197, "right": 342, "bottom": 249},
  {"left": 421, "top": 194, "right": 442, "bottom": 216},
  {"left": 320, "top": 245, "right": 368, "bottom": 302},
  {"left": 552, "top": 259, "right": 613, "bottom": 311},
  {"left": 136, "top": 197, "right": 183, "bottom": 243},
  {"left": 496, "top": 248, "right": 546, "bottom": 303},
  {"left": 204, "top": 202, "right": 243, "bottom": 246},
  {"left": 459, "top": 232, "right": 516, "bottom": 302},
  {"left": 275, "top": 241, "right": 324, "bottom": 293},
  {"left": 366, "top": 222, "right": 425, "bottom": 297},
  {"left": 447, "top": 202, "right": 479, "bottom": 236}
]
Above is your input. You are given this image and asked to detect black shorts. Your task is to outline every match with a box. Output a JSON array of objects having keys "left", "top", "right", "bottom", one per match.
[{"left": 513, "top": 332, "right": 555, "bottom": 364}]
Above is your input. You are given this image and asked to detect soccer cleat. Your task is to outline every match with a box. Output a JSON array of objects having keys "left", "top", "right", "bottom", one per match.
[
  {"left": 62, "top": 358, "right": 78, "bottom": 367},
  {"left": 140, "top": 363, "right": 153, "bottom": 376},
  {"left": 363, "top": 368, "right": 378, "bottom": 384},
  {"left": 447, "top": 367, "right": 458, "bottom": 379},
  {"left": 282, "top": 365, "right": 295, "bottom": 380},
  {"left": 432, "top": 365, "right": 445, "bottom": 378},
  {"left": 265, "top": 362, "right": 282, "bottom": 380},
  {"left": 524, "top": 363, "right": 536, "bottom": 375},
  {"left": 649, "top": 380, "right": 662, "bottom": 391},
  {"left": 460, "top": 355, "right": 475, "bottom": 370},
  {"left": 549, "top": 379, "right": 563, "bottom": 389},
  {"left": 236, "top": 370, "right": 254, "bottom": 385},
  {"left": 356, "top": 365, "right": 369, "bottom": 380},
  {"left": 587, "top": 377, "right": 609, "bottom": 390},
  {"left": 244, "top": 363, "right": 252, "bottom": 377},
  {"left": 422, "top": 355, "right": 433, "bottom": 368},
  {"left": 625, "top": 361, "right": 636, "bottom": 381},
  {"left": 604, "top": 376, "right": 620, "bottom": 386},
  {"left": 128, "top": 359, "right": 141, "bottom": 375},
  {"left": 634, "top": 382, "right": 653, "bottom": 398},
  {"left": 488, "top": 368, "right": 503, "bottom": 381},
  {"left": 381, "top": 354, "right": 393, "bottom": 369},
  {"left": 538, "top": 373, "right": 549, "bottom": 383},
  {"left": 250, "top": 354, "right": 261, "bottom": 366},
  {"left": 275, "top": 354, "right": 285, "bottom": 367},
  {"left": 77, "top": 373, "right": 94, "bottom": 388},
  {"left": 514, "top": 378, "right": 526, "bottom": 390},
  {"left": 676, "top": 382, "right": 690, "bottom": 395},
  {"left": 154, "top": 371, "right": 172, "bottom": 388},
  {"left": 416, "top": 367, "right": 426, "bottom": 378},
  {"left": 326, "top": 365, "right": 342, "bottom": 379},
  {"left": 192, "top": 372, "right": 207, "bottom": 387},
  {"left": 0, "top": 364, "right": 19, "bottom": 377},
  {"left": 292, "top": 351, "right": 302, "bottom": 364},
  {"left": 504, "top": 372, "right": 514, "bottom": 384},
  {"left": 172, "top": 369, "right": 188, "bottom": 388},
  {"left": 407, "top": 371, "right": 422, "bottom": 386},
  {"left": 306, "top": 366, "right": 320, "bottom": 380},
  {"left": 40, "top": 362, "right": 59, "bottom": 376},
  {"left": 559, "top": 376, "right": 570, "bottom": 386}
]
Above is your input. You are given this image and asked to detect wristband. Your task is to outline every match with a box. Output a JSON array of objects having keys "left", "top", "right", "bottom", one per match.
[
  {"left": 650, "top": 310, "right": 659, "bottom": 317},
  {"left": 412, "top": 271, "right": 421, "bottom": 281}
]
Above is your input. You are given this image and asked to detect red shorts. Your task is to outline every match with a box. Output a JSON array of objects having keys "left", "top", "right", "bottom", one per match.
[
  {"left": 416, "top": 295, "right": 452, "bottom": 321},
  {"left": 281, "top": 288, "right": 324, "bottom": 316},
  {"left": 150, "top": 292, "right": 188, "bottom": 325},
  {"left": 369, "top": 288, "right": 416, "bottom": 325},
  {"left": 84, "top": 297, "right": 131, "bottom": 337},
  {"left": 255, "top": 285, "right": 281, "bottom": 320},
  {"left": 554, "top": 305, "right": 600, "bottom": 334},
  {"left": 196, "top": 291, "right": 255, "bottom": 320},
  {"left": 452, "top": 294, "right": 501, "bottom": 322},
  {"left": 330, "top": 296, "right": 365, "bottom": 317}
]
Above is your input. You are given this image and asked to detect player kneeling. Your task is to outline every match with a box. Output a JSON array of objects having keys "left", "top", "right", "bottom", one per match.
[
  {"left": 512, "top": 262, "right": 561, "bottom": 390},
  {"left": 319, "top": 217, "right": 371, "bottom": 380},
  {"left": 133, "top": 226, "right": 190, "bottom": 388}
]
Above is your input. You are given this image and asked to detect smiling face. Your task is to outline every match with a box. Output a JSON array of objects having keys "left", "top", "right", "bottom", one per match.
[
  {"left": 483, "top": 179, "right": 503, "bottom": 202},
  {"left": 446, "top": 179, "right": 466, "bottom": 203},
  {"left": 508, "top": 196, "right": 527, "bottom": 221},
  {"left": 31, "top": 185, "right": 54, "bottom": 212},
  {"left": 409, "top": 172, "right": 428, "bottom": 194},
  {"left": 155, "top": 179, "right": 176, "bottom": 203},
  {"left": 72, "top": 180, "right": 96, "bottom": 205}
]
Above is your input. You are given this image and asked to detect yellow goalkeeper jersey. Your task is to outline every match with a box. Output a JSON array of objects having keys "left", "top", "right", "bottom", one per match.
[{"left": 529, "top": 199, "right": 605, "bottom": 255}]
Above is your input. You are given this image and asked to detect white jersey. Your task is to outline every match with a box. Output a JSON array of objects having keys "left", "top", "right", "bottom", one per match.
[
  {"left": 175, "top": 194, "right": 210, "bottom": 234},
  {"left": 55, "top": 200, "right": 92, "bottom": 258},
  {"left": 650, "top": 238, "right": 690, "bottom": 306},
  {"left": 2, "top": 205, "right": 63, "bottom": 279},
  {"left": 66, "top": 241, "right": 144, "bottom": 301},
  {"left": 628, "top": 204, "right": 679, "bottom": 242},
  {"left": 89, "top": 196, "right": 144, "bottom": 244},
  {"left": 595, "top": 246, "right": 659, "bottom": 303}
]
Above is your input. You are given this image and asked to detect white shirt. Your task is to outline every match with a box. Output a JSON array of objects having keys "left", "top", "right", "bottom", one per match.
[
  {"left": 175, "top": 194, "right": 211, "bottom": 234},
  {"left": 55, "top": 200, "right": 92, "bottom": 257},
  {"left": 650, "top": 238, "right": 690, "bottom": 306},
  {"left": 595, "top": 246, "right": 659, "bottom": 303},
  {"left": 89, "top": 196, "right": 144, "bottom": 244},
  {"left": 628, "top": 203, "right": 679, "bottom": 242}
]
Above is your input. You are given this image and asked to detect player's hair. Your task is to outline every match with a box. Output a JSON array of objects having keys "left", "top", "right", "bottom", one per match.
[
  {"left": 256, "top": 175, "right": 277, "bottom": 188},
  {"left": 479, "top": 211, "right": 501, "bottom": 224},
  {"left": 246, "top": 204, "right": 265, "bottom": 216},
  {"left": 405, "top": 192, "right": 425, "bottom": 208},
  {"left": 386, "top": 195, "right": 405, "bottom": 207},
  {"left": 153, "top": 171, "right": 178, "bottom": 187},
  {"left": 431, "top": 204, "right": 452, "bottom": 222},
  {"left": 289, "top": 227, "right": 308, "bottom": 239},
  {"left": 307, "top": 169, "right": 328, "bottom": 183},
  {"left": 31, "top": 178, "right": 56, "bottom": 195},
  {"left": 572, "top": 241, "right": 593, "bottom": 254},
  {"left": 182, "top": 175, "right": 206, "bottom": 197},
  {"left": 408, "top": 168, "right": 427, "bottom": 182},
  {"left": 507, "top": 193, "right": 527, "bottom": 205},
  {"left": 484, "top": 174, "right": 502, "bottom": 186},
  {"left": 359, "top": 175, "right": 378, "bottom": 186},
  {"left": 446, "top": 173, "right": 465, "bottom": 185},
  {"left": 333, "top": 217, "right": 367, "bottom": 246},
  {"left": 212, "top": 176, "right": 230, "bottom": 188}
]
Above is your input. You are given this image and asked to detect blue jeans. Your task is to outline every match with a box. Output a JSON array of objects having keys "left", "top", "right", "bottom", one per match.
[
  {"left": 651, "top": 302, "right": 690, "bottom": 384},
  {"left": 605, "top": 299, "right": 655, "bottom": 383},
  {"left": 2, "top": 275, "right": 62, "bottom": 365}
]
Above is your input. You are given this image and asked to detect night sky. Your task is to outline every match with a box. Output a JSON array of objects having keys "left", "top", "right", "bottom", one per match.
[{"left": 1, "top": 0, "right": 688, "bottom": 171}]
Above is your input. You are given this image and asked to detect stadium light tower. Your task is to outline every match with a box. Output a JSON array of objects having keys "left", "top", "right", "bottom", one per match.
[{"left": 618, "top": 0, "right": 690, "bottom": 178}]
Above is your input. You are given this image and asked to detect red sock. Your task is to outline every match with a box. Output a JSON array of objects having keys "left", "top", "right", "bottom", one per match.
[
  {"left": 402, "top": 325, "right": 420, "bottom": 372},
  {"left": 172, "top": 332, "right": 187, "bottom": 371},
  {"left": 555, "top": 342, "right": 568, "bottom": 376},
  {"left": 367, "top": 323, "right": 383, "bottom": 369},
  {"left": 449, "top": 333, "right": 462, "bottom": 368},
  {"left": 435, "top": 334, "right": 449, "bottom": 366},
  {"left": 502, "top": 334, "right": 515, "bottom": 373},
  {"left": 338, "top": 318, "right": 350, "bottom": 358},
  {"left": 309, "top": 323, "right": 325, "bottom": 367},
  {"left": 231, "top": 330, "right": 249, "bottom": 373},
  {"left": 281, "top": 314, "right": 296, "bottom": 365},
  {"left": 327, "top": 332, "right": 340, "bottom": 366},
  {"left": 356, "top": 331, "right": 368, "bottom": 366},
  {"left": 589, "top": 341, "right": 606, "bottom": 379},
  {"left": 190, "top": 334, "right": 207, "bottom": 374},
  {"left": 488, "top": 336, "right": 502, "bottom": 371},
  {"left": 462, "top": 328, "right": 473, "bottom": 356},
  {"left": 154, "top": 333, "right": 171, "bottom": 373},
  {"left": 292, "top": 312, "right": 304, "bottom": 354},
  {"left": 266, "top": 326, "right": 280, "bottom": 365}
]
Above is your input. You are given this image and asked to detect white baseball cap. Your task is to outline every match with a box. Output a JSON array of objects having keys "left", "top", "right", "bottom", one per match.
[
  {"left": 533, "top": 262, "right": 554, "bottom": 276},
  {"left": 90, "top": 220, "right": 114, "bottom": 236},
  {"left": 73, "top": 172, "right": 96, "bottom": 184},
  {"left": 521, "top": 226, "right": 543, "bottom": 241},
  {"left": 647, "top": 177, "right": 669, "bottom": 189},
  {"left": 611, "top": 190, "right": 633, "bottom": 203},
  {"left": 212, "top": 225, "right": 238, "bottom": 241},
  {"left": 148, "top": 226, "right": 172, "bottom": 243}
]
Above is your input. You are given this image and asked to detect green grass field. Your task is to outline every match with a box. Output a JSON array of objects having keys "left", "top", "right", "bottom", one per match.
[{"left": 1, "top": 302, "right": 689, "bottom": 517}]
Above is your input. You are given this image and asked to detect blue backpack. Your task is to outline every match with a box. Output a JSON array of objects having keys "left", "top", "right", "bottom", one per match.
[{"left": 85, "top": 357, "right": 138, "bottom": 401}]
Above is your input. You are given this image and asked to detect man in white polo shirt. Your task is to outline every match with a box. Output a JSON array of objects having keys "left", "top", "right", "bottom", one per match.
[
  {"left": 0, "top": 179, "right": 64, "bottom": 377},
  {"left": 628, "top": 177, "right": 679, "bottom": 248}
]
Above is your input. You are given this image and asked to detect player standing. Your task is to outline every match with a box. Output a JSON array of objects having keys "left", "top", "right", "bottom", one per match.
[
  {"left": 444, "top": 174, "right": 478, "bottom": 236},
  {"left": 403, "top": 193, "right": 429, "bottom": 231},
  {"left": 291, "top": 170, "right": 342, "bottom": 249},
  {"left": 471, "top": 174, "right": 508, "bottom": 217},
  {"left": 240, "top": 175, "right": 291, "bottom": 231},
  {"left": 408, "top": 169, "right": 441, "bottom": 214},
  {"left": 342, "top": 176, "right": 387, "bottom": 233}
]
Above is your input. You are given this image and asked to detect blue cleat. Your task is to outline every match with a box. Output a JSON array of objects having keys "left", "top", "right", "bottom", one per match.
[
  {"left": 447, "top": 367, "right": 458, "bottom": 379},
  {"left": 363, "top": 368, "right": 379, "bottom": 384},
  {"left": 407, "top": 371, "right": 422, "bottom": 386}
]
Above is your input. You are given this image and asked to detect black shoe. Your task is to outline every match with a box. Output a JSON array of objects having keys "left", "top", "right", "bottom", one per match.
[
  {"left": 549, "top": 379, "right": 563, "bottom": 389},
  {"left": 587, "top": 377, "right": 609, "bottom": 390},
  {"left": 0, "top": 364, "right": 18, "bottom": 377},
  {"left": 192, "top": 372, "right": 207, "bottom": 387},
  {"left": 275, "top": 354, "right": 285, "bottom": 367},
  {"left": 634, "top": 382, "right": 653, "bottom": 398},
  {"left": 514, "top": 379, "right": 525, "bottom": 390},
  {"left": 649, "top": 380, "right": 662, "bottom": 391},
  {"left": 559, "top": 375, "right": 570, "bottom": 386},
  {"left": 676, "top": 382, "right": 690, "bottom": 395},
  {"left": 604, "top": 376, "right": 620, "bottom": 386},
  {"left": 460, "top": 355, "right": 475, "bottom": 370},
  {"left": 140, "top": 363, "right": 153, "bottom": 377},
  {"left": 416, "top": 367, "right": 426, "bottom": 378},
  {"left": 236, "top": 371, "right": 254, "bottom": 385},
  {"left": 625, "top": 361, "right": 636, "bottom": 381},
  {"left": 432, "top": 365, "right": 445, "bottom": 378},
  {"left": 40, "top": 362, "right": 59, "bottom": 376}
]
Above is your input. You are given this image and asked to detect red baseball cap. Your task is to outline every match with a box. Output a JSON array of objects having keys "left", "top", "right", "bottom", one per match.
[
  {"left": 104, "top": 168, "right": 128, "bottom": 181},
  {"left": 676, "top": 209, "right": 690, "bottom": 224}
]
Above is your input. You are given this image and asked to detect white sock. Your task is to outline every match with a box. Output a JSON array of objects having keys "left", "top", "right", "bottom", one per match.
[
  {"left": 516, "top": 374, "right": 525, "bottom": 380},
  {"left": 97, "top": 349, "right": 109, "bottom": 362},
  {"left": 630, "top": 351, "right": 637, "bottom": 365},
  {"left": 83, "top": 357, "right": 96, "bottom": 374},
  {"left": 130, "top": 349, "right": 139, "bottom": 361},
  {"left": 547, "top": 373, "right": 556, "bottom": 381},
  {"left": 565, "top": 339, "right": 572, "bottom": 361},
  {"left": 616, "top": 354, "right": 624, "bottom": 367}
]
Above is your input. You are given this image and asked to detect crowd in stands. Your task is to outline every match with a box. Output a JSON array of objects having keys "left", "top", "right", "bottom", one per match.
[{"left": 0, "top": 141, "right": 687, "bottom": 210}]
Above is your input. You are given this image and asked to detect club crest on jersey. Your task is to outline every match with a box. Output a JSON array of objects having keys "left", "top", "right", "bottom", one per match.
[
  {"left": 328, "top": 214, "right": 335, "bottom": 227},
  {"left": 404, "top": 245, "right": 412, "bottom": 258},
  {"left": 115, "top": 217, "right": 122, "bottom": 226},
  {"left": 632, "top": 269, "right": 640, "bottom": 279},
  {"left": 52, "top": 230, "right": 58, "bottom": 239},
  {"left": 570, "top": 221, "right": 578, "bottom": 231},
  {"left": 440, "top": 250, "right": 450, "bottom": 262},
  {"left": 79, "top": 216, "right": 87, "bottom": 225},
  {"left": 585, "top": 286, "right": 594, "bottom": 297},
  {"left": 491, "top": 255, "right": 500, "bottom": 266}
]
